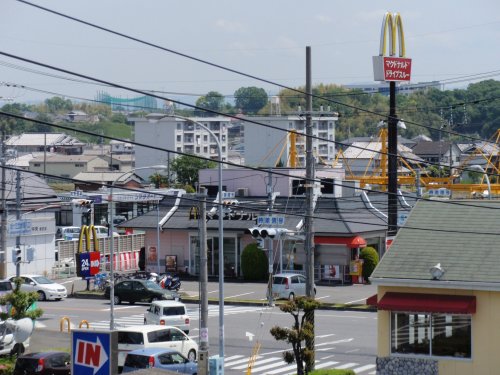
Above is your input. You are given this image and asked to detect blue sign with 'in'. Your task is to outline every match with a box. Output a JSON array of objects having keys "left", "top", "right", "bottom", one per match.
[{"left": 72, "top": 330, "right": 117, "bottom": 375}]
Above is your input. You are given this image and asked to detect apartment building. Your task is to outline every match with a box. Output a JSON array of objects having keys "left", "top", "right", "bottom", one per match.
[
  {"left": 242, "top": 113, "right": 338, "bottom": 168},
  {"left": 132, "top": 114, "right": 230, "bottom": 178}
]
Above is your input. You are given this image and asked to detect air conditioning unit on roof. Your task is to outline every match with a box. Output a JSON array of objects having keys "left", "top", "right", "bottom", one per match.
[{"left": 236, "top": 188, "right": 248, "bottom": 197}]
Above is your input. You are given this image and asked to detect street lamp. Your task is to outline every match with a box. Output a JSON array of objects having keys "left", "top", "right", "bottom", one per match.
[
  {"left": 108, "top": 164, "right": 166, "bottom": 330},
  {"left": 469, "top": 164, "right": 491, "bottom": 200},
  {"left": 148, "top": 113, "right": 225, "bottom": 363}
]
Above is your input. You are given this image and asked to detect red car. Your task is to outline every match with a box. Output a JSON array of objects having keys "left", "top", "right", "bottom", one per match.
[{"left": 14, "top": 351, "right": 70, "bottom": 375}]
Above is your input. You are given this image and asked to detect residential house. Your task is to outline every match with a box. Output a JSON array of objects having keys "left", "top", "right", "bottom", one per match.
[
  {"left": 411, "top": 141, "right": 462, "bottom": 170},
  {"left": 5, "top": 133, "right": 85, "bottom": 155},
  {"left": 369, "top": 199, "right": 500, "bottom": 375},
  {"left": 66, "top": 110, "right": 99, "bottom": 123},
  {"left": 28, "top": 154, "right": 109, "bottom": 182},
  {"left": 72, "top": 171, "right": 145, "bottom": 192}
]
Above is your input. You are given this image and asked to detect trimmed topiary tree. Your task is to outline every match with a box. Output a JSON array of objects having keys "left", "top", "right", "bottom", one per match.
[
  {"left": 360, "top": 246, "right": 379, "bottom": 283},
  {"left": 241, "top": 243, "right": 268, "bottom": 281}
]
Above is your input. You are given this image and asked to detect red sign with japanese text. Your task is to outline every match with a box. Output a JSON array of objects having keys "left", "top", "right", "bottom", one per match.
[
  {"left": 383, "top": 57, "right": 411, "bottom": 81},
  {"left": 89, "top": 252, "right": 100, "bottom": 276},
  {"left": 373, "top": 56, "right": 412, "bottom": 82}
]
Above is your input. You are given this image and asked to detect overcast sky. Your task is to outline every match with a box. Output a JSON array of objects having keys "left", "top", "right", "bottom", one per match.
[{"left": 1, "top": 0, "right": 499, "bottom": 106}]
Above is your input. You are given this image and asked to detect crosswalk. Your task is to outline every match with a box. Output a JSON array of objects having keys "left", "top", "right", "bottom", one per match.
[
  {"left": 224, "top": 354, "right": 376, "bottom": 375},
  {"left": 87, "top": 305, "right": 267, "bottom": 329}
]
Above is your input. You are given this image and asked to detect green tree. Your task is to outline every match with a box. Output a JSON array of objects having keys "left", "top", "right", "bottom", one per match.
[
  {"left": 270, "top": 297, "right": 321, "bottom": 375},
  {"left": 234, "top": 86, "right": 268, "bottom": 114},
  {"left": 44, "top": 97, "right": 73, "bottom": 113},
  {"left": 240, "top": 243, "right": 268, "bottom": 281},
  {"left": 170, "top": 155, "right": 216, "bottom": 187},
  {"left": 149, "top": 172, "right": 169, "bottom": 188},
  {"left": 195, "top": 91, "right": 225, "bottom": 115},
  {"left": 360, "top": 246, "right": 379, "bottom": 283}
]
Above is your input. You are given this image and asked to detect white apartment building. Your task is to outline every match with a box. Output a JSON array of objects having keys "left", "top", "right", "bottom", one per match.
[
  {"left": 242, "top": 113, "right": 338, "bottom": 168},
  {"left": 132, "top": 114, "right": 230, "bottom": 178}
]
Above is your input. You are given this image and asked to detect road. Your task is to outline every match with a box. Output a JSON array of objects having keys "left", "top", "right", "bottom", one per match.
[{"left": 31, "top": 296, "right": 377, "bottom": 375}]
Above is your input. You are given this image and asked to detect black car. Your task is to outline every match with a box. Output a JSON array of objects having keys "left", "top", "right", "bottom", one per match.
[
  {"left": 104, "top": 279, "right": 180, "bottom": 305},
  {"left": 14, "top": 351, "right": 70, "bottom": 375}
]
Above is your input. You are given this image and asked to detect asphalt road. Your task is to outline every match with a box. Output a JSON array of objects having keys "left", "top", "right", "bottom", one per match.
[{"left": 31, "top": 297, "right": 377, "bottom": 375}]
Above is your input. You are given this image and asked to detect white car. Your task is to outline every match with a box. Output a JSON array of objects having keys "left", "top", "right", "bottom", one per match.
[
  {"left": 116, "top": 325, "right": 198, "bottom": 371},
  {"left": 144, "top": 301, "right": 190, "bottom": 333},
  {"left": 270, "top": 273, "right": 316, "bottom": 300},
  {"left": 9, "top": 275, "right": 67, "bottom": 301}
]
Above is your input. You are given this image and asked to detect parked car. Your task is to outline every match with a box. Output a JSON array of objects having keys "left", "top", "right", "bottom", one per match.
[
  {"left": 104, "top": 279, "right": 180, "bottom": 305},
  {"left": 116, "top": 325, "right": 198, "bottom": 371},
  {"left": 270, "top": 273, "right": 316, "bottom": 300},
  {"left": 55, "top": 226, "right": 80, "bottom": 241},
  {"left": 122, "top": 348, "right": 197, "bottom": 374},
  {"left": 13, "top": 351, "right": 70, "bottom": 375},
  {"left": 144, "top": 301, "right": 190, "bottom": 333},
  {"left": 9, "top": 275, "right": 67, "bottom": 301}
]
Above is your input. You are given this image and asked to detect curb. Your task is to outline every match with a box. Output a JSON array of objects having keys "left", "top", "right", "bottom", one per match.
[{"left": 70, "top": 292, "right": 377, "bottom": 313}]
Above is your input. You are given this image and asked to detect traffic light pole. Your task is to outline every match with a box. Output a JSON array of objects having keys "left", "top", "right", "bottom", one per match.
[
  {"left": 267, "top": 169, "right": 274, "bottom": 307},
  {"left": 198, "top": 188, "right": 209, "bottom": 375},
  {"left": 0, "top": 123, "right": 7, "bottom": 279}
]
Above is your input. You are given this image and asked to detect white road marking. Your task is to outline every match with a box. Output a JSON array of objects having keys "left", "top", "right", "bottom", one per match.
[
  {"left": 335, "top": 362, "right": 357, "bottom": 369},
  {"left": 344, "top": 297, "right": 371, "bottom": 305},
  {"left": 231, "top": 356, "right": 281, "bottom": 370},
  {"left": 316, "top": 338, "right": 353, "bottom": 347},
  {"left": 225, "top": 292, "right": 254, "bottom": 299},
  {"left": 315, "top": 361, "right": 340, "bottom": 369},
  {"left": 353, "top": 364, "right": 376, "bottom": 373},
  {"left": 316, "top": 333, "right": 336, "bottom": 338},
  {"left": 224, "top": 355, "right": 260, "bottom": 367},
  {"left": 315, "top": 295, "right": 330, "bottom": 300}
]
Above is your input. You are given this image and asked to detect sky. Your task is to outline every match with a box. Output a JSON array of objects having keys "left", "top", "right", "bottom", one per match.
[{"left": 0, "top": 0, "right": 499, "bottom": 107}]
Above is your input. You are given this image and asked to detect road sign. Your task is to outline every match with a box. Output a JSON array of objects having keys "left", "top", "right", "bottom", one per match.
[
  {"left": 7, "top": 219, "right": 32, "bottom": 236},
  {"left": 257, "top": 216, "right": 285, "bottom": 226},
  {"left": 72, "top": 330, "right": 117, "bottom": 375}
]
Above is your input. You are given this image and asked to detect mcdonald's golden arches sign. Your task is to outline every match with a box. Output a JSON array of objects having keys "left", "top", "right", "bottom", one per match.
[{"left": 373, "top": 12, "right": 412, "bottom": 82}]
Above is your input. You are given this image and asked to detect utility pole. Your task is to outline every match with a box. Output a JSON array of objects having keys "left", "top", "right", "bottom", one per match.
[
  {"left": 0, "top": 123, "right": 7, "bottom": 279},
  {"left": 387, "top": 80, "right": 398, "bottom": 237},
  {"left": 267, "top": 169, "right": 274, "bottom": 307},
  {"left": 198, "top": 188, "right": 209, "bottom": 375},
  {"left": 304, "top": 45, "right": 316, "bottom": 373},
  {"left": 15, "top": 170, "right": 21, "bottom": 278}
]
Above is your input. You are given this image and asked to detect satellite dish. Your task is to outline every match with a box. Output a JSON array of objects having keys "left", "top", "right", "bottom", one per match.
[{"left": 5, "top": 318, "right": 34, "bottom": 343}]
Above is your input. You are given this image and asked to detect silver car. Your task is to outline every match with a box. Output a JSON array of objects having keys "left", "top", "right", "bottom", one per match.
[{"left": 270, "top": 273, "right": 316, "bottom": 300}]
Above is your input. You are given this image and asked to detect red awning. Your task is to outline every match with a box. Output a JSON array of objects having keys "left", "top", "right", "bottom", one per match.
[
  {"left": 316, "top": 236, "right": 367, "bottom": 248},
  {"left": 366, "top": 294, "right": 378, "bottom": 307},
  {"left": 375, "top": 292, "right": 476, "bottom": 314}
]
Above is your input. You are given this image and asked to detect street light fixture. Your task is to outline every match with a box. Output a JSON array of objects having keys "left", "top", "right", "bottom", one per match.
[
  {"left": 108, "top": 164, "right": 166, "bottom": 330},
  {"left": 148, "top": 113, "right": 225, "bottom": 363},
  {"left": 469, "top": 164, "right": 491, "bottom": 200}
]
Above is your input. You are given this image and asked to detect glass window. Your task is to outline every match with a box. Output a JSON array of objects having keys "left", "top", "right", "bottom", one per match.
[
  {"left": 391, "top": 312, "right": 471, "bottom": 358},
  {"left": 118, "top": 331, "right": 144, "bottom": 345},
  {"left": 148, "top": 329, "right": 171, "bottom": 343}
]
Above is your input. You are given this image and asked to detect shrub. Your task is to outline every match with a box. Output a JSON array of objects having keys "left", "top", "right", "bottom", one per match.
[
  {"left": 360, "top": 246, "right": 379, "bottom": 283},
  {"left": 241, "top": 243, "right": 268, "bottom": 281}
]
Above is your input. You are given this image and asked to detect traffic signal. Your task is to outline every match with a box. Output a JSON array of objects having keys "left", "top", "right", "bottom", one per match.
[
  {"left": 244, "top": 227, "right": 279, "bottom": 239},
  {"left": 80, "top": 200, "right": 93, "bottom": 214},
  {"left": 15, "top": 247, "right": 21, "bottom": 264}
]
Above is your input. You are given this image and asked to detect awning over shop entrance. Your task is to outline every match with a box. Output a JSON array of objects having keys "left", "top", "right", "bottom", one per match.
[
  {"left": 316, "top": 236, "right": 367, "bottom": 248},
  {"left": 367, "top": 292, "right": 476, "bottom": 314}
]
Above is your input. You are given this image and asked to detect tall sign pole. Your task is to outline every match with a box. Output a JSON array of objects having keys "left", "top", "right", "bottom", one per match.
[
  {"left": 304, "top": 45, "right": 316, "bottom": 373},
  {"left": 372, "top": 12, "right": 411, "bottom": 238},
  {"left": 0, "top": 123, "right": 7, "bottom": 279}
]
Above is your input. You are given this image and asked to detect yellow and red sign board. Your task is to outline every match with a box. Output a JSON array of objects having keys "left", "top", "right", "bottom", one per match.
[{"left": 373, "top": 12, "right": 412, "bottom": 82}]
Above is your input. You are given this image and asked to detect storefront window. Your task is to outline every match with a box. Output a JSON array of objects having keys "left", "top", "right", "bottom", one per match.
[{"left": 391, "top": 312, "right": 471, "bottom": 358}]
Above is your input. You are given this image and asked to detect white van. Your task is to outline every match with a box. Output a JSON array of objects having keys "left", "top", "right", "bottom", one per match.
[
  {"left": 144, "top": 301, "right": 190, "bottom": 333},
  {"left": 116, "top": 325, "right": 197, "bottom": 371}
]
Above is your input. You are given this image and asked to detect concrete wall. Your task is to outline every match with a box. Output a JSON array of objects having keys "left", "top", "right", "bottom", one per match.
[{"left": 376, "top": 285, "right": 499, "bottom": 375}]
